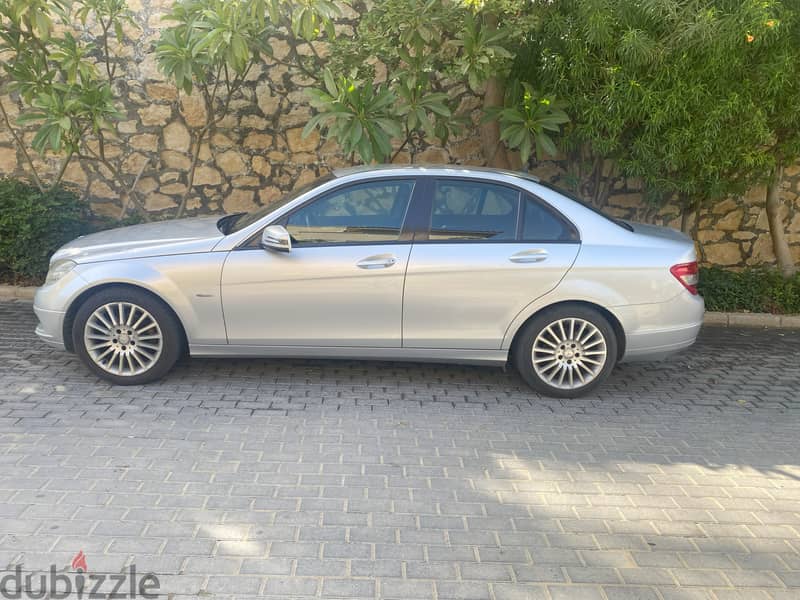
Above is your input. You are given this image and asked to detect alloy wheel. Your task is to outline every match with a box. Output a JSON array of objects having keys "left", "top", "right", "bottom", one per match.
[
  {"left": 531, "top": 317, "right": 608, "bottom": 390},
  {"left": 83, "top": 302, "right": 163, "bottom": 376}
]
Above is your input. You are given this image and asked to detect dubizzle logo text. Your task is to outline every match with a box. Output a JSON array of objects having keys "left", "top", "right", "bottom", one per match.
[{"left": 0, "top": 552, "right": 159, "bottom": 599}]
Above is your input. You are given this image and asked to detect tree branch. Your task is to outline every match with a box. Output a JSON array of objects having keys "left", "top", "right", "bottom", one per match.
[
  {"left": 100, "top": 18, "right": 116, "bottom": 81},
  {"left": 51, "top": 150, "right": 75, "bottom": 189},
  {"left": 118, "top": 156, "right": 150, "bottom": 219},
  {"left": 80, "top": 144, "right": 151, "bottom": 221},
  {"left": 0, "top": 97, "right": 45, "bottom": 192}
]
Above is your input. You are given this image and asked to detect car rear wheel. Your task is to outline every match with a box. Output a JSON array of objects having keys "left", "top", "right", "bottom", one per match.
[
  {"left": 514, "top": 305, "right": 618, "bottom": 398},
  {"left": 73, "top": 287, "right": 182, "bottom": 385}
]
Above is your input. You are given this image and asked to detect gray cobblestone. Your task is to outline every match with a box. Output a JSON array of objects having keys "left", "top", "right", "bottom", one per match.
[
  {"left": 378, "top": 578, "right": 434, "bottom": 599},
  {"left": 1, "top": 300, "right": 799, "bottom": 598},
  {"left": 263, "top": 576, "right": 319, "bottom": 595}
]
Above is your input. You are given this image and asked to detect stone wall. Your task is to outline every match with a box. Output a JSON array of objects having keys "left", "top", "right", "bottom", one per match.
[
  {"left": 1, "top": 0, "right": 799, "bottom": 269},
  {"left": 529, "top": 160, "right": 800, "bottom": 269}
]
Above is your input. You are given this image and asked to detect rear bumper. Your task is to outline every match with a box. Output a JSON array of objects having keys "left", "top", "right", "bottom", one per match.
[{"left": 615, "top": 292, "right": 705, "bottom": 362}]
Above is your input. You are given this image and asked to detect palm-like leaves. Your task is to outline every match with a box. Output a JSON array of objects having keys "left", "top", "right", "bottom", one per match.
[
  {"left": 156, "top": 0, "right": 275, "bottom": 93},
  {"left": 287, "top": 0, "right": 339, "bottom": 41},
  {"left": 395, "top": 75, "right": 455, "bottom": 142},
  {"left": 74, "top": 0, "right": 137, "bottom": 41},
  {"left": 450, "top": 12, "right": 513, "bottom": 91},
  {"left": 0, "top": 0, "right": 127, "bottom": 157},
  {"left": 492, "top": 84, "right": 570, "bottom": 163},
  {"left": 49, "top": 33, "right": 98, "bottom": 85},
  {"left": 303, "top": 69, "right": 402, "bottom": 163},
  {"left": 17, "top": 82, "right": 121, "bottom": 154}
]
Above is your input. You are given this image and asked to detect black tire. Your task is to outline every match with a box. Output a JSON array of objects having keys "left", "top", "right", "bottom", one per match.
[
  {"left": 513, "top": 304, "right": 618, "bottom": 398},
  {"left": 72, "top": 286, "right": 183, "bottom": 385}
]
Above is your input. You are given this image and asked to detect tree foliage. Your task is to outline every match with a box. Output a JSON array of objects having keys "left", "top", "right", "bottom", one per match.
[
  {"left": 512, "top": 0, "right": 800, "bottom": 274},
  {"left": 490, "top": 83, "right": 569, "bottom": 164},
  {"left": 514, "top": 0, "right": 773, "bottom": 207},
  {"left": 0, "top": 0, "right": 151, "bottom": 218},
  {"left": 303, "top": 0, "right": 568, "bottom": 165},
  {"left": 156, "top": 0, "right": 275, "bottom": 95},
  {"left": 155, "top": 0, "right": 343, "bottom": 216},
  {"left": 304, "top": 71, "right": 402, "bottom": 164},
  {"left": 0, "top": 177, "right": 93, "bottom": 280}
]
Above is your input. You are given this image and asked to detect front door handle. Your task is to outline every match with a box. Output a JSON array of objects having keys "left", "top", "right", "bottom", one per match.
[
  {"left": 356, "top": 254, "right": 397, "bottom": 269},
  {"left": 509, "top": 249, "right": 549, "bottom": 263}
]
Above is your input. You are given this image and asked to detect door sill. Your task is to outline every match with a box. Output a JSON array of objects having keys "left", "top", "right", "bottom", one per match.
[{"left": 189, "top": 344, "right": 507, "bottom": 366}]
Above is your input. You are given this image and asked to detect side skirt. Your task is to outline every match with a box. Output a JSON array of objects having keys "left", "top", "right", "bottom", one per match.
[{"left": 189, "top": 344, "right": 509, "bottom": 366}]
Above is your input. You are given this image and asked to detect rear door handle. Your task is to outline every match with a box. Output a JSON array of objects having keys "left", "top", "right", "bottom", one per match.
[
  {"left": 509, "top": 249, "right": 549, "bottom": 263},
  {"left": 356, "top": 254, "right": 397, "bottom": 269}
]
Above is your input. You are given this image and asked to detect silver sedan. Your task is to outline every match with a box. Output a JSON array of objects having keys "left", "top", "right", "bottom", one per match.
[{"left": 34, "top": 166, "right": 704, "bottom": 397}]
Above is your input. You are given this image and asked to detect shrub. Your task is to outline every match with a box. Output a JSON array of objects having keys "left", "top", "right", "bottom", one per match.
[
  {"left": 699, "top": 266, "right": 800, "bottom": 314},
  {"left": 0, "top": 178, "right": 94, "bottom": 283}
]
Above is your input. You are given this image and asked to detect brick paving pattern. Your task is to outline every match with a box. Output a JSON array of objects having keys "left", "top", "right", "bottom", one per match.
[{"left": 1, "top": 299, "right": 799, "bottom": 599}]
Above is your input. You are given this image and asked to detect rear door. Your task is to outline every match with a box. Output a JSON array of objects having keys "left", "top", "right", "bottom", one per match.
[{"left": 402, "top": 177, "right": 581, "bottom": 349}]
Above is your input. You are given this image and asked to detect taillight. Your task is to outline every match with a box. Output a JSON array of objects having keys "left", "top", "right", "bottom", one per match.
[{"left": 670, "top": 261, "right": 699, "bottom": 295}]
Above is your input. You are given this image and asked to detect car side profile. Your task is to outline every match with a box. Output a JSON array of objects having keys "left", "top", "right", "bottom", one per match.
[{"left": 34, "top": 165, "right": 704, "bottom": 397}]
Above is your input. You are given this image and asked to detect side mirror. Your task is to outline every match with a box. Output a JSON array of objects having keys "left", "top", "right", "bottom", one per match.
[{"left": 261, "top": 225, "right": 292, "bottom": 253}]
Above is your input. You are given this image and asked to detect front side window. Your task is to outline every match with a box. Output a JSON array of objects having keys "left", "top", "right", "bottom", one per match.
[
  {"left": 285, "top": 179, "right": 415, "bottom": 245},
  {"left": 227, "top": 174, "right": 334, "bottom": 234},
  {"left": 429, "top": 180, "right": 519, "bottom": 241}
]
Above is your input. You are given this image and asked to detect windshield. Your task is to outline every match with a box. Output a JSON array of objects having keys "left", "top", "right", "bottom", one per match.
[
  {"left": 537, "top": 181, "right": 634, "bottom": 232},
  {"left": 221, "top": 174, "right": 335, "bottom": 234}
]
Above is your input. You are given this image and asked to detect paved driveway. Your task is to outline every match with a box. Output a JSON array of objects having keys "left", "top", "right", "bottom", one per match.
[{"left": 1, "top": 299, "right": 799, "bottom": 600}]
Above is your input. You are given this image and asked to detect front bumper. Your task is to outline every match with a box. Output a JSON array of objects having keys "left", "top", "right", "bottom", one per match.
[
  {"left": 34, "top": 304, "right": 67, "bottom": 349},
  {"left": 616, "top": 292, "right": 705, "bottom": 362},
  {"left": 33, "top": 269, "right": 88, "bottom": 351}
]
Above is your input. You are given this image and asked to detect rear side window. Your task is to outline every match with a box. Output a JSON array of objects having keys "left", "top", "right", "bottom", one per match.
[
  {"left": 429, "top": 180, "right": 519, "bottom": 241},
  {"left": 522, "top": 196, "right": 579, "bottom": 242}
]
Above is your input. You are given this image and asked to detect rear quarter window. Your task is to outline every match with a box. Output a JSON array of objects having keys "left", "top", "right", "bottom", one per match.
[{"left": 522, "top": 195, "right": 579, "bottom": 242}]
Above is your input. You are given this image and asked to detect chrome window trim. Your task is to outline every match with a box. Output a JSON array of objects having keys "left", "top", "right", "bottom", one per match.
[
  {"left": 235, "top": 176, "right": 419, "bottom": 250},
  {"left": 215, "top": 168, "right": 590, "bottom": 252}
]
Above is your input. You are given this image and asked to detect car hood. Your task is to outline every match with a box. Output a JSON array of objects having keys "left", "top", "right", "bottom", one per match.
[{"left": 51, "top": 216, "right": 225, "bottom": 264}]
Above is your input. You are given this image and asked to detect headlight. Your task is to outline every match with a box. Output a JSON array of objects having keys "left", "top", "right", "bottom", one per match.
[{"left": 45, "top": 260, "right": 77, "bottom": 285}]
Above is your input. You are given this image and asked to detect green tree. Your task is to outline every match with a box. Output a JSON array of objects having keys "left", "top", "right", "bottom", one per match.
[
  {"left": 0, "top": 0, "right": 151, "bottom": 219},
  {"left": 616, "top": 1, "right": 775, "bottom": 232},
  {"left": 302, "top": 0, "right": 567, "bottom": 166},
  {"left": 155, "top": 0, "right": 342, "bottom": 217},
  {"left": 515, "top": 0, "right": 798, "bottom": 275},
  {"left": 748, "top": 3, "right": 800, "bottom": 277},
  {"left": 515, "top": 1, "right": 770, "bottom": 211}
]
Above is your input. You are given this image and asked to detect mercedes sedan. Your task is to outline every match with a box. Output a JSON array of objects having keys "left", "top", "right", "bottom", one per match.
[{"left": 34, "top": 166, "right": 704, "bottom": 397}]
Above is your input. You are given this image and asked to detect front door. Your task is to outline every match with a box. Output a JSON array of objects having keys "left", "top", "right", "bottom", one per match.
[
  {"left": 402, "top": 178, "right": 581, "bottom": 349},
  {"left": 221, "top": 178, "right": 417, "bottom": 347}
]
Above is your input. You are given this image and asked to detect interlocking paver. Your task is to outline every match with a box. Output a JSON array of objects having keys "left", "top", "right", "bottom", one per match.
[{"left": 1, "top": 299, "right": 799, "bottom": 598}]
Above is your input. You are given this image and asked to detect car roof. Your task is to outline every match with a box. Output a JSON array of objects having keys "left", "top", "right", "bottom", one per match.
[{"left": 333, "top": 164, "right": 540, "bottom": 184}]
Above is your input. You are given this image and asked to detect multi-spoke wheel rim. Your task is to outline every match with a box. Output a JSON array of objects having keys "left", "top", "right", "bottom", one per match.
[
  {"left": 83, "top": 302, "right": 163, "bottom": 376},
  {"left": 532, "top": 318, "right": 608, "bottom": 390}
]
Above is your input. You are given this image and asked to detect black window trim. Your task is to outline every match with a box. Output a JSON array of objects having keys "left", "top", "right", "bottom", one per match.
[
  {"left": 411, "top": 176, "right": 582, "bottom": 245},
  {"left": 237, "top": 176, "right": 420, "bottom": 250}
]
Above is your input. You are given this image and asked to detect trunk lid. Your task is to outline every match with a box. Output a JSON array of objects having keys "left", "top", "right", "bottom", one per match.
[{"left": 625, "top": 221, "right": 693, "bottom": 244}]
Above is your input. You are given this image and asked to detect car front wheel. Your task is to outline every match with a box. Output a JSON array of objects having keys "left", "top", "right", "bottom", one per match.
[
  {"left": 73, "top": 287, "right": 182, "bottom": 385},
  {"left": 514, "top": 306, "right": 618, "bottom": 398}
]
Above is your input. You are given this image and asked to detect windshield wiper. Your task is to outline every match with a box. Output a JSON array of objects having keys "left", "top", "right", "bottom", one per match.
[{"left": 616, "top": 219, "right": 634, "bottom": 232}]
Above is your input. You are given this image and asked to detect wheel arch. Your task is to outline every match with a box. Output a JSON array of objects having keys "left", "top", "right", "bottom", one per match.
[
  {"left": 62, "top": 282, "right": 188, "bottom": 353},
  {"left": 507, "top": 300, "right": 626, "bottom": 363}
]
